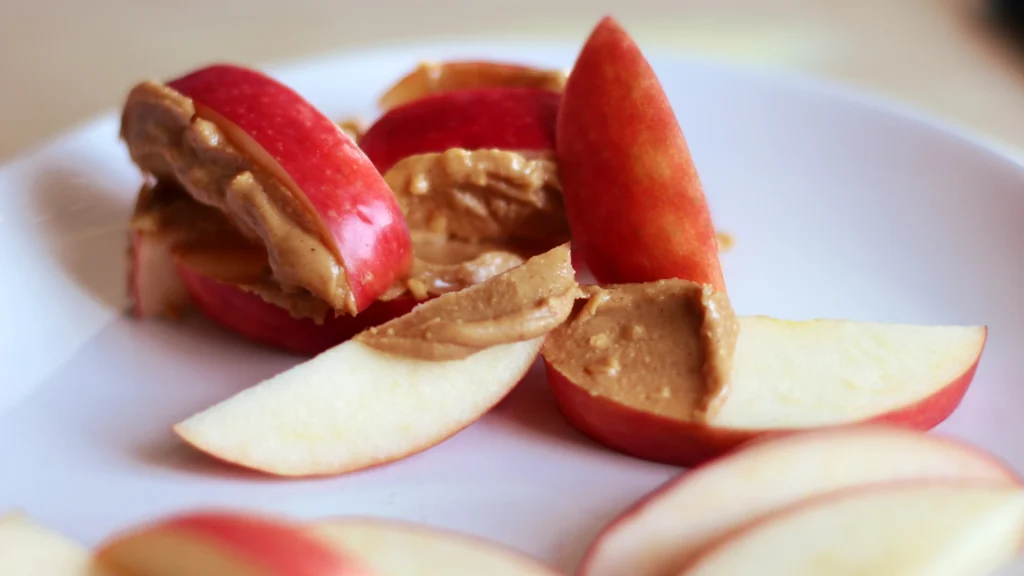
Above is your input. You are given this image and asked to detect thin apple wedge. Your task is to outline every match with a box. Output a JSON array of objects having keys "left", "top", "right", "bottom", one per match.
[
  {"left": 174, "top": 244, "right": 580, "bottom": 476},
  {"left": 579, "top": 425, "right": 1017, "bottom": 576},
  {"left": 0, "top": 512, "right": 112, "bottom": 575},
  {"left": 543, "top": 281, "right": 987, "bottom": 467},
  {"left": 309, "top": 518, "right": 562, "bottom": 575},
  {"left": 676, "top": 483, "right": 1024, "bottom": 576},
  {"left": 360, "top": 88, "right": 559, "bottom": 174},
  {"left": 122, "top": 64, "right": 412, "bottom": 316},
  {"left": 379, "top": 60, "right": 566, "bottom": 110},
  {"left": 557, "top": 17, "right": 725, "bottom": 291},
  {"left": 94, "top": 511, "right": 372, "bottom": 576}
]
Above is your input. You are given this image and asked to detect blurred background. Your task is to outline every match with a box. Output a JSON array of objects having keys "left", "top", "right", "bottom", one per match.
[{"left": 1, "top": 0, "right": 1023, "bottom": 162}]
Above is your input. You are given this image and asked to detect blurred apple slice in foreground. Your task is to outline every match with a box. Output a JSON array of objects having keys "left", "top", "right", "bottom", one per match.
[
  {"left": 579, "top": 425, "right": 1017, "bottom": 576},
  {"left": 676, "top": 483, "right": 1024, "bottom": 576},
  {"left": 309, "top": 518, "right": 562, "bottom": 575},
  {"left": 94, "top": 511, "right": 371, "bottom": 576},
  {"left": 0, "top": 512, "right": 111, "bottom": 575}
]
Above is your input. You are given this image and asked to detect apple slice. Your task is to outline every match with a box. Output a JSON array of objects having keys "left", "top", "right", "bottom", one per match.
[
  {"left": 544, "top": 281, "right": 987, "bottom": 467},
  {"left": 127, "top": 229, "right": 190, "bottom": 319},
  {"left": 0, "top": 512, "right": 112, "bottom": 575},
  {"left": 122, "top": 64, "right": 412, "bottom": 316},
  {"left": 359, "top": 88, "right": 559, "bottom": 174},
  {"left": 176, "top": 258, "right": 420, "bottom": 356},
  {"left": 309, "top": 518, "right": 562, "bottom": 575},
  {"left": 174, "top": 244, "right": 579, "bottom": 476},
  {"left": 676, "top": 483, "right": 1024, "bottom": 576},
  {"left": 126, "top": 181, "right": 204, "bottom": 319},
  {"left": 378, "top": 60, "right": 566, "bottom": 110},
  {"left": 557, "top": 17, "right": 725, "bottom": 291},
  {"left": 95, "top": 511, "right": 372, "bottom": 576},
  {"left": 579, "top": 425, "right": 1018, "bottom": 576}
]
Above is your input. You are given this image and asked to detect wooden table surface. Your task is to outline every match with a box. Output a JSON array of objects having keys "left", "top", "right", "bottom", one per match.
[{"left": 2, "top": 0, "right": 1023, "bottom": 161}]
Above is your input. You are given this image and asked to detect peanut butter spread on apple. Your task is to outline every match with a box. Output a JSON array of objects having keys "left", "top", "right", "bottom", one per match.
[
  {"left": 132, "top": 183, "right": 535, "bottom": 322},
  {"left": 121, "top": 80, "right": 358, "bottom": 314},
  {"left": 357, "top": 244, "right": 581, "bottom": 361},
  {"left": 383, "top": 148, "right": 569, "bottom": 246},
  {"left": 542, "top": 280, "right": 740, "bottom": 422}
]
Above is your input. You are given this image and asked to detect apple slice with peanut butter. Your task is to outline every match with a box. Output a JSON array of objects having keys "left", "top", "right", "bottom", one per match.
[
  {"left": 174, "top": 244, "right": 581, "bottom": 477},
  {"left": 124, "top": 61, "right": 571, "bottom": 352}
]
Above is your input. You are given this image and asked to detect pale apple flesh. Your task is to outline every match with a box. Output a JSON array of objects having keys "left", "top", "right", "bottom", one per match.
[
  {"left": 94, "top": 511, "right": 372, "bottom": 576},
  {"left": 309, "top": 518, "right": 563, "bottom": 576},
  {"left": 579, "top": 425, "right": 1018, "bottom": 576},
  {"left": 128, "top": 230, "right": 190, "bottom": 319},
  {"left": 175, "top": 337, "right": 545, "bottom": 476},
  {"left": 546, "top": 315, "right": 986, "bottom": 467},
  {"left": 378, "top": 60, "right": 566, "bottom": 110},
  {"left": 676, "top": 483, "right": 1024, "bottom": 576},
  {"left": 0, "top": 512, "right": 112, "bottom": 576}
]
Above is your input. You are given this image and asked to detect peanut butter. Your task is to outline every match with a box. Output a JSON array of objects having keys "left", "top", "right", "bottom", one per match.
[
  {"left": 357, "top": 244, "right": 581, "bottom": 361},
  {"left": 542, "top": 280, "right": 740, "bottom": 422},
  {"left": 120, "top": 81, "right": 357, "bottom": 314},
  {"left": 131, "top": 184, "right": 533, "bottom": 322},
  {"left": 378, "top": 231, "right": 526, "bottom": 302},
  {"left": 384, "top": 149, "right": 569, "bottom": 246}
]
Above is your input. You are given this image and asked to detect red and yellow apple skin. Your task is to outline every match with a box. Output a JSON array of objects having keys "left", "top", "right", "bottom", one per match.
[
  {"left": 556, "top": 16, "right": 726, "bottom": 292},
  {"left": 167, "top": 64, "right": 412, "bottom": 313},
  {"left": 94, "top": 511, "right": 373, "bottom": 576},
  {"left": 177, "top": 261, "right": 421, "bottom": 356},
  {"left": 378, "top": 60, "right": 566, "bottom": 110},
  {"left": 545, "top": 348, "right": 982, "bottom": 468},
  {"left": 359, "top": 87, "right": 560, "bottom": 174}
]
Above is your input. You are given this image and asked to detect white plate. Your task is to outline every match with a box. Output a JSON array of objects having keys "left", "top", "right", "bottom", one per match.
[{"left": 2, "top": 40, "right": 1024, "bottom": 571}]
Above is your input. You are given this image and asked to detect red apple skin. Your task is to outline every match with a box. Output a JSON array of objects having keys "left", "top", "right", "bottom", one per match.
[
  {"left": 177, "top": 261, "right": 421, "bottom": 356},
  {"left": 378, "top": 60, "right": 566, "bottom": 110},
  {"left": 359, "top": 87, "right": 560, "bottom": 174},
  {"left": 167, "top": 64, "right": 412, "bottom": 313},
  {"left": 96, "top": 511, "right": 371, "bottom": 576},
  {"left": 544, "top": 352, "right": 982, "bottom": 468},
  {"left": 556, "top": 17, "right": 726, "bottom": 292}
]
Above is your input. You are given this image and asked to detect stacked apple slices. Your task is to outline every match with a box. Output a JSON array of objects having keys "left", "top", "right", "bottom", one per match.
[
  {"left": 125, "top": 60, "right": 567, "bottom": 355},
  {"left": 119, "top": 54, "right": 578, "bottom": 476},
  {"left": 579, "top": 425, "right": 1024, "bottom": 575}
]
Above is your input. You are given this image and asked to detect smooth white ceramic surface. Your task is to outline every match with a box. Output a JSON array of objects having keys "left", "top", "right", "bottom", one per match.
[{"left": 2, "top": 41, "right": 1024, "bottom": 572}]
